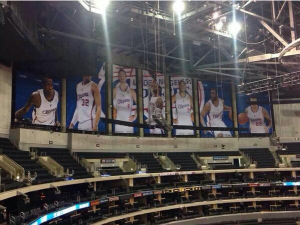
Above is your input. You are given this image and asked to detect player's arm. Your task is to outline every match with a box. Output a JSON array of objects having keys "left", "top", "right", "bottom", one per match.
[
  {"left": 222, "top": 99, "right": 231, "bottom": 111},
  {"left": 112, "top": 88, "right": 117, "bottom": 120},
  {"left": 129, "top": 89, "right": 137, "bottom": 122},
  {"left": 15, "top": 92, "right": 39, "bottom": 122},
  {"left": 55, "top": 95, "right": 60, "bottom": 126},
  {"left": 92, "top": 83, "right": 101, "bottom": 131},
  {"left": 262, "top": 108, "right": 272, "bottom": 131},
  {"left": 200, "top": 102, "right": 210, "bottom": 127},
  {"left": 189, "top": 95, "right": 194, "bottom": 123},
  {"left": 69, "top": 108, "right": 78, "bottom": 129},
  {"left": 171, "top": 94, "right": 178, "bottom": 124}
]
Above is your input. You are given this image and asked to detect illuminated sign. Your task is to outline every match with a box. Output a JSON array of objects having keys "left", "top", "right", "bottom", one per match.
[
  {"left": 213, "top": 156, "right": 229, "bottom": 160},
  {"left": 283, "top": 182, "right": 300, "bottom": 186},
  {"left": 29, "top": 202, "right": 90, "bottom": 225}
]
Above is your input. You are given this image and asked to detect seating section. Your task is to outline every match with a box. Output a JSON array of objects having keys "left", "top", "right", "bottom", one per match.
[
  {"left": 1, "top": 169, "right": 24, "bottom": 191},
  {"left": 0, "top": 138, "right": 56, "bottom": 184},
  {"left": 34, "top": 148, "right": 92, "bottom": 179},
  {"left": 166, "top": 152, "right": 199, "bottom": 171},
  {"left": 277, "top": 143, "right": 300, "bottom": 155},
  {"left": 129, "top": 153, "right": 164, "bottom": 173},
  {"left": 77, "top": 152, "right": 126, "bottom": 159},
  {"left": 206, "top": 218, "right": 298, "bottom": 225},
  {"left": 240, "top": 148, "right": 276, "bottom": 168},
  {"left": 197, "top": 151, "right": 241, "bottom": 157}
]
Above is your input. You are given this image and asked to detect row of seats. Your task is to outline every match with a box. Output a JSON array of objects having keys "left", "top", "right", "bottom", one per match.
[
  {"left": 33, "top": 148, "right": 93, "bottom": 179},
  {"left": 206, "top": 218, "right": 298, "bottom": 225},
  {"left": 240, "top": 148, "right": 276, "bottom": 168}
]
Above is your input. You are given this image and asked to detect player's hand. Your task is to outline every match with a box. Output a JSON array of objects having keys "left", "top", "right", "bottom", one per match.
[
  {"left": 264, "top": 127, "right": 269, "bottom": 133},
  {"left": 69, "top": 123, "right": 74, "bottom": 129},
  {"left": 55, "top": 121, "right": 60, "bottom": 126},
  {"left": 173, "top": 119, "right": 178, "bottom": 125},
  {"left": 129, "top": 115, "right": 137, "bottom": 122}
]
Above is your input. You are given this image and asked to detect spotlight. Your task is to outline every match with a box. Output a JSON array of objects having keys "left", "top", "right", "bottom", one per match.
[
  {"left": 215, "top": 21, "right": 223, "bottom": 31},
  {"left": 228, "top": 21, "right": 241, "bottom": 37},
  {"left": 94, "top": 0, "right": 110, "bottom": 14},
  {"left": 172, "top": 0, "right": 185, "bottom": 15},
  {"left": 212, "top": 12, "right": 219, "bottom": 19}
]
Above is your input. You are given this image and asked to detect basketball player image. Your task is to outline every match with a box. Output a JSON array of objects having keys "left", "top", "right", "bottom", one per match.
[
  {"left": 171, "top": 80, "right": 194, "bottom": 135},
  {"left": 15, "top": 78, "right": 60, "bottom": 126},
  {"left": 245, "top": 97, "right": 272, "bottom": 133},
  {"left": 147, "top": 78, "right": 164, "bottom": 134},
  {"left": 113, "top": 69, "right": 137, "bottom": 133},
  {"left": 69, "top": 75, "right": 101, "bottom": 131},
  {"left": 200, "top": 88, "right": 232, "bottom": 137}
]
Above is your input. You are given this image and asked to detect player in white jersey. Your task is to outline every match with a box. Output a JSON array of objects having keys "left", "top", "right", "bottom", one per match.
[
  {"left": 69, "top": 75, "right": 101, "bottom": 131},
  {"left": 245, "top": 97, "right": 272, "bottom": 133},
  {"left": 171, "top": 80, "right": 194, "bottom": 135},
  {"left": 113, "top": 69, "right": 137, "bottom": 133},
  {"left": 147, "top": 79, "right": 164, "bottom": 134},
  {"left": 200, "top": 88, "right": 232, "bottom": 137},
  {"left": 15, "top": 78, "right": 60, "bottom": 126}
]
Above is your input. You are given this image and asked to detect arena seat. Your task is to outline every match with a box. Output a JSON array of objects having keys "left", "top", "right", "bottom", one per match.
[
  {"left": 166, "top": 152, "right": 199, "bottom": 171},
  {"left": 34, "top": 148, "right": 92, "bottom": 179},
  {"left": 0, "top": 169, "right": 25, "bottom": 191},
  {"left": 240, "top": 148, "right": 277, "bottom": 168},
  {"left": 0, "top": 139, "right": 56, "bottom": 184},
  {"left": 129, "top": 153, "right": 164, "bottom": 173}
]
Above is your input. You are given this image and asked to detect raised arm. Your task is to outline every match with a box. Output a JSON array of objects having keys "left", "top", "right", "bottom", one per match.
[
  {"left": 112, "top": 88, "right": 117, "bottom": 120},
  {"left": 15, "top": 92, "right": 39, "bottom": 122},
  {"left": 91, "top": 83, "right": 101, "bottom": 131}
]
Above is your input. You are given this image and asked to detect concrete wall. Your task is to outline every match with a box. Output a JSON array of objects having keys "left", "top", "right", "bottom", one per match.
[
  {"left": 0, "top": 64, "right": 12, "bottom": 138},
  {"left": 273, "top": 103, "right": 300, "bottom": 138},
  {"left": 9, "top": 128, "right": 271, "bottom": 152},
  {"left": 10, "top": 128, "right": 68, "bottom": 151}
]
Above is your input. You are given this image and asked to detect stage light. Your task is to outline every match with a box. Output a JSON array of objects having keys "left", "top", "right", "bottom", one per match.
[
  {"left": 215, "top": 21, "right": 223, "bottom": 31},
  {"left": 228, "top": 21, "right": 241, "bottom": 37},
  {"left": 93, "top": 0, "right": 110, "bottom": 14},
  {"left": 172, "top": 0, "right": 185, "bottom": 15},
  {"left": 212, "top": 12, "right": 219, "bottom": 19}
]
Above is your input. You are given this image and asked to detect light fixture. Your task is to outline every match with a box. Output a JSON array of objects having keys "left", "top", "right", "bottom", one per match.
[
  {"left": 172, "top": 0, "right": 185, "bottom": 15},
  {"left": 78, "top": 0, "right": 110, "bottom": 15},
  {"left": 215, "top": 21, "right": 223, "bottom": 31},
  {"left": 212, "top": 12, "right": 219, "bottom": 19},
  {"left": 228, "top": 21, "right": 241, "bottom": 37}
]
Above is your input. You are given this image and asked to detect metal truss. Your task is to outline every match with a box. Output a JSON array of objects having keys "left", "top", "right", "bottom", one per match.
[{"left": 238, "top": 71, "right": 300, "bottom": 95}]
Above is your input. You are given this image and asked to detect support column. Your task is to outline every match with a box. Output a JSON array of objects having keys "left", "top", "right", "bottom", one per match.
[
  {"left": 61, "top": 78, "right": 67, "bottom": 132},
  {"left": 107, "top": 63, "right": 113, "bottom": 135},
  {"left": 164, "top": 74, "right": 172, "bottom": 138},
  {"left": 211, "top": 173, "right": 216, "bottom": 181},
  {"left": 231, "top": 78, "right": 238, "bottom": 138},
  {"left": 193, "top": 79, "right": 200, "bottom": 137},
  {"left": 291, "top": 170, "right": 296, "bottom": 178},
  {"left": 156, "top": 176, "right": 161, "bottom": 184},
  {"left": 137, "top": 69, "right": 144, "bottom": 137},
  {"left": 288, "top": 1, "right": 296, "bottom": 42},
  {"left": 183, "top": 174, "right": 188, "bottom": 182},
  {"left": 128, "top": 178, "right": 134, "bottom": 187}
]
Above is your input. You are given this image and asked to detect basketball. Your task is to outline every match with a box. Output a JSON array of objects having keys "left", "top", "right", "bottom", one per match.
[
  {"left": 238, "top": 113, "right": 249, "bottom": 125},
  {"left": 229, "top": 109, "right": 232, "bottom": 120}
]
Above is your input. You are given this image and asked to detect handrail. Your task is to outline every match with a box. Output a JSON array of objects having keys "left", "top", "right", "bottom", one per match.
[{"left": 0, "top": 155, "right": 25, "bottom": 181}]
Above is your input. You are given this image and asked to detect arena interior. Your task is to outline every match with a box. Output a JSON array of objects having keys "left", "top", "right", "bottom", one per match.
[{"left": 2, "top": 1, "right": 300, "bottom": 225}]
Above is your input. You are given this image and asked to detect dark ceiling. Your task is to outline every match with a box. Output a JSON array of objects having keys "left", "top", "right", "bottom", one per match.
[{"left": 0, "top": 1, "right": 300, "bottom": 83}]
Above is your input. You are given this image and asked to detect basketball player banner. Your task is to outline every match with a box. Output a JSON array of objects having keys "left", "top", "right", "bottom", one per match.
[
  {"left": 170, "top": 76, "right": 195, "bottom": 136},
  {"left": 14, "top": 72, "right": 61, "bottom": 127},
  {"left": 112, "top": 64, "right": 138, "bottom": 134},
  {"left": 143, "top": 70, "right": 166, "bottom": 135},
  {"left": 66, "top": 63, "right": 106, "bottom": 133},
  {"left": 198, "top": 81, "right": 234, "bottom": 138},
  {"left": 237, "top": 92, "right": 273, "bottom": 135}
]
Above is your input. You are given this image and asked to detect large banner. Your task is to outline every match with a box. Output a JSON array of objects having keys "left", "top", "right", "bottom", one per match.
[
  {"left": 198, "top": 81, "right": 233, "bottom": 137},
  {"left": 14, "top": 72, "right": 61, "bottom": 126},
  {"left": 67, "top": 64, "right": 106, "bottom": 132},
  {"left": 112, "top": 65, "right": 138, "bottom": 134},
  {"left": 170, "top": 76, "right": 194, "bottom": 136},
  {"left": 143, "top": 70, "right": 165, "bottom": 135},
  {"left": 237, "top": 92, "right": 273, "bottom": 134}
]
